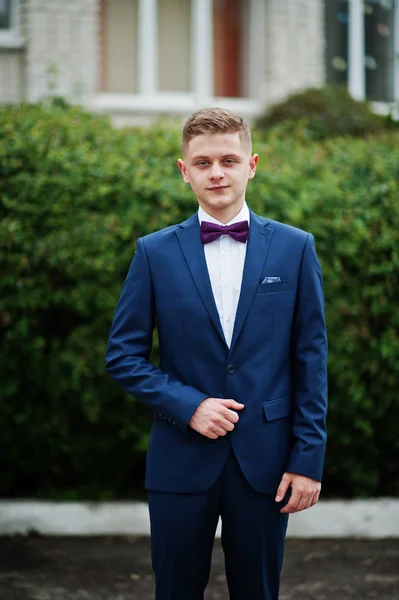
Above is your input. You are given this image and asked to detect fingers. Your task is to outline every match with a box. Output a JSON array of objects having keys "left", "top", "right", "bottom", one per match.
[
  {"left": 221, "top": 419, "right": 235, "bottom": 432},
  {"left": 311, "top": 489, "right": 320, "bottom": 507},
  {"left": 212, "top": 426, "right": 228, "bottom": 437},
  {"left": 212, "top": 414, "right": 236, "bottom": 434},
  {"left": 275, "top": 473, "right": 291, "bottom": 503},
  {"left": 210, "top": 401, "right": 243, "bottom": 433},
  {"left": 279, "top": 479, "right": 321, "bottom": 514},
  {"left": 281, "top": 491, "right": 316, "bottom": 514},
  {"left": 302, "top": 493, "right": 315, "bottom": 511},
  {"left": 280, "top": 493, "right": 300, "bottom": 514},
  {"left": 203, "top": 423, "right": 232, "bottom": 439},
  {"left": 295, "top": 495, "right": 308, "bottom": 512},
  {"left": 220, "top": 399, "right": 245, "bottom": 411},
  {"left": 201, "top": 416, "right": 236, "bottom": 438},
  {"left": 223, "top": 408, "right": 240, "bottom": 424},
  {"left": 190, "top": 398, "right": 244, "bottom": 439},
  {"left": 200, "top": 415, "right": 234, "bottom": 438}
]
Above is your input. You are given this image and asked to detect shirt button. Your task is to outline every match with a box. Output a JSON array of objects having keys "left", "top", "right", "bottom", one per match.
[
  {"left": 227, "top": 364, "right": 236, "bottom": 374},
  {"left": 223, "top": 282, "right": 228, "bottom": 288},
  {"left": 226, "top": 317, "right": 231, "bottom": 323}
]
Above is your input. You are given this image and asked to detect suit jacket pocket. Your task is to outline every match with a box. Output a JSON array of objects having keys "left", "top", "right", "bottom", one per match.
[
  {"left": 263, "top": 397, "right": 292, "bottom": 421},
  {"left": 255, "top": 281, "right": 292, "bottom": 294}
]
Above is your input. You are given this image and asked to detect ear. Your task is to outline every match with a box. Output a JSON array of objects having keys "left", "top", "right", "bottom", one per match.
[
  {"left": 177, "top": 158, "right": 190, "bottom": 184},
  {"left": 248, "top": 154, "right": 259, "bottom": 180}
]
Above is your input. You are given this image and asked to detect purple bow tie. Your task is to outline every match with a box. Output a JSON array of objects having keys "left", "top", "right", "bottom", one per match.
[{"left": 200, "top": 220, "right": 249, "bottom": 244}]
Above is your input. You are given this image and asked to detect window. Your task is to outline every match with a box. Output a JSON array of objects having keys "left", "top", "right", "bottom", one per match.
[
  {"left": 158, "top": 0, "right": 191, "bottom": 93},
  {"left": 0, "top": 0, "right": 11, "bottom": 30},
  {"left": 99, "top": 0, "right": 253, "bottom": 102},
  {"left": 100, "top": 0, "right": 138, "bottom": 93},
  {"left": 0, "top": 0, "right": 22, "bottom": 48},
  {"left": 365, "top": 0, "right": 396, "bottom": 101},
  {"left": 325, "top": 0, "right": 349, "bottom": 87},
  {"left": 325, "top": 0, "right": 399, "bottom": 102},
  {"left": 213, "top": 0, "right": 249, "bottom": 98}
]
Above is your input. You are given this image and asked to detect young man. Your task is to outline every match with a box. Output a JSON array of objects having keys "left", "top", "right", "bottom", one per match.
[{"left": 105, "top": 108, "right": 328, "bottom": 600}]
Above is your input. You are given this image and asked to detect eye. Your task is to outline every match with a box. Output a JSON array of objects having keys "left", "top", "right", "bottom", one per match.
[
  {"left": 224, "top": 158, "right": 236, "bottom": 164},
  {"left": 196, "top": 161, "right": 209, "bottom": 166}
]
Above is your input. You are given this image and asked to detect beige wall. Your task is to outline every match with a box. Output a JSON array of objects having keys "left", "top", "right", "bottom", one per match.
[
  {"left": 102, "top": 0, "right": 138, "bottom": 93},
  {"left": 263, "top": 0, "right": 325, "bottom": 105},
  {"left": 19, "top": 0, "right": 99, "bottom": 103},
  {"left": 0, "top": 0, "right": 328, "bottom": 120},
  {"left": 0, "top": 50, "right": 25, "bottom": 103},
  {"left": 158, "top": 0, "right": 191, "bottom": 92}
]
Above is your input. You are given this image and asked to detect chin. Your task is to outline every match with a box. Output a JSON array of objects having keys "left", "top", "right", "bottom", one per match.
[
  {"left": 210, "top": 202, "right": 231, "bottom": 212},
  {"left": 209, "top": 195, "right": 232, "bottom": 206}
]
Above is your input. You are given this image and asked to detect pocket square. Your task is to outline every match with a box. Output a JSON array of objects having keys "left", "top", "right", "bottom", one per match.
[{"left": 261, "top": 276, "right": 281, "bottom": 284}]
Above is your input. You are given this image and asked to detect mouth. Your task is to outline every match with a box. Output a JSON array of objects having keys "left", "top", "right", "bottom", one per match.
[{"left": 207, "top": 185, "right": 229, "bottom": 191}]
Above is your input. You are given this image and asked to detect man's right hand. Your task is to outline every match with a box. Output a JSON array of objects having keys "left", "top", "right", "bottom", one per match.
[{"left": 188, "top": 398, "right": 245, "bottom": 439}]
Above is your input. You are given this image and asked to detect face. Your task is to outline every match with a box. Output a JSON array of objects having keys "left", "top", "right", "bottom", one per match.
[{"left": 177, "top": 132, "right": 258, "bottom": 223}]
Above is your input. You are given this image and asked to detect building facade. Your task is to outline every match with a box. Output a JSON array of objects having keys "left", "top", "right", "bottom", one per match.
[{"left": 0, "top": 0, "right": 398, "bottom": 123}]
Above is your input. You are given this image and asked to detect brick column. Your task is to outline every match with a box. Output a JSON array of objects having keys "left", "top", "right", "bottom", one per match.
[
  {"left": 21, "top": 0, "right": 99, "bottom": 104},
  {"left": 264, "top": 0, "right": 325, "bottom": 106}
]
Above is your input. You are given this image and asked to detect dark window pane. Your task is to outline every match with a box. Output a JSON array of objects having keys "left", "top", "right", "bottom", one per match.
[
  {"left": 365, "top": 0, "right": 396, "bottom": 102},
  {"left": 325, "top": 0, "right": 349, "bottom": 85},
  {"left": 0, "top": 0, "right": 11, "bottom": 29}
]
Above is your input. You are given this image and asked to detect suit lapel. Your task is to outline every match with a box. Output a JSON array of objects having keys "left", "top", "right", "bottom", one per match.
[
  {"left": 230, "top": 212, "right": 274, "bottom": 352},
  {"left": 176, "top": 214, "right": 227, "bottom": 346}
]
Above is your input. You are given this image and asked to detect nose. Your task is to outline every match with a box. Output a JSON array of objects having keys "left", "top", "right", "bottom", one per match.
[{"left": 209, "top": 163, "right": 224, "bottom": 181}]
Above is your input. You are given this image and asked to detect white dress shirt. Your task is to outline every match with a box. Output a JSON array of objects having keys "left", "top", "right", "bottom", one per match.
[{"left": 198, "top": 202, "right": 249, "bottom": 348}]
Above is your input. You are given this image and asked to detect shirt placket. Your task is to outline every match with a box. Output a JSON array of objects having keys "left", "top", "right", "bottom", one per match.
[{"left": 220, "top": 234, "right": 234, "bottom": 347}]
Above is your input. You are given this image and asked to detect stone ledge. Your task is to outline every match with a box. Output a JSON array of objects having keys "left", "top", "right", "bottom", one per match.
[{"left": 0, "top": 499, "right": 398, "bottom": 538}]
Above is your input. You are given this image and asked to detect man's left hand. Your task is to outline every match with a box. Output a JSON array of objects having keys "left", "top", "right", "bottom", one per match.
[{"left": 275, "top": 472, "right": 321, "bottom": 514}]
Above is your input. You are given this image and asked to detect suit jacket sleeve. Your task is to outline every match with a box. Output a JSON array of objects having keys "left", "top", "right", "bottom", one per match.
[
  {"left": 105, "top": 237, "right": 208, "bottom": 429},
  {"left": 285, "top": 233, "right": 328, "bottom": 482}
]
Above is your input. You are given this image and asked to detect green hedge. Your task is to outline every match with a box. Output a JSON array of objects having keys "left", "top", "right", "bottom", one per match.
[
  {"left": 255, "top": 85, "right": 397, "bottom": 140},
  {"left": 1, "top": 102, "right": 398, "bottom": 499}
]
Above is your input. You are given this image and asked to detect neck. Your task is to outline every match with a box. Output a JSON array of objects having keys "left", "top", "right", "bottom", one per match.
[{"left": 200, "top": 201, "right": 245, "bottom": 224}]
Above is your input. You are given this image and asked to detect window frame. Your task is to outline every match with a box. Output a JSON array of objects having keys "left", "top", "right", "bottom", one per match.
[
  {"left": 0, "top": 0, "right": 23, "bottom": 49},
  {"left": 95, "top": 0, "right": 264, "bottom": 119},
  {"left": 329, "top": 0, "right": 399, "bottom": 110}
]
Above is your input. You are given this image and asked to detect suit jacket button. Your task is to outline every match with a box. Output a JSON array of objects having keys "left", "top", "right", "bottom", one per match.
[{"left": 227, "top": 364, "right": 236, "bottom": 374}]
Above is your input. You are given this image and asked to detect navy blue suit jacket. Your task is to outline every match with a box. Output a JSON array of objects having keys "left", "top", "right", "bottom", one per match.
[{"left": 105, "top": 211, "right": 328, "bottom": 494}]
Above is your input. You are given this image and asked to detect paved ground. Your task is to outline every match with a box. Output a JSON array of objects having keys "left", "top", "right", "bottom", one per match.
[{"left": 0, "top": 536, "right": 398, "bottom": 599}]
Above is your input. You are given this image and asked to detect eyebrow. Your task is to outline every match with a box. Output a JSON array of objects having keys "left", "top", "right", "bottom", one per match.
[{"left": 191, "top": 153, "right": 242, "bottom": 161}]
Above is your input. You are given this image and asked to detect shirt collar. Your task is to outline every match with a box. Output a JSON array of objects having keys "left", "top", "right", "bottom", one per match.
[{"left": 198, "top": 202, "right": 250, "bottom": 226}]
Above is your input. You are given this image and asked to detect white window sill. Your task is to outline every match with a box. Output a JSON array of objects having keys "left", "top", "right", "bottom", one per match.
[
  {"left": 92, "top": 92, "right": 262, "bottom": 120},
  {"left": 91, "top": 93, "right": 398, "bottom": 124},
  {"left": 0, "top": 31, "right": 25, "bottom": 49},
  {"left": 371, "top": 101, "right": 399, "bottom": 120}
]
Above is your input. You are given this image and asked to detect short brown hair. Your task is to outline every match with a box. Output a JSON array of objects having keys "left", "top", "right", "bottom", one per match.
[{"left": 181, "top": 107, "right": 252, "bottom": 155}]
